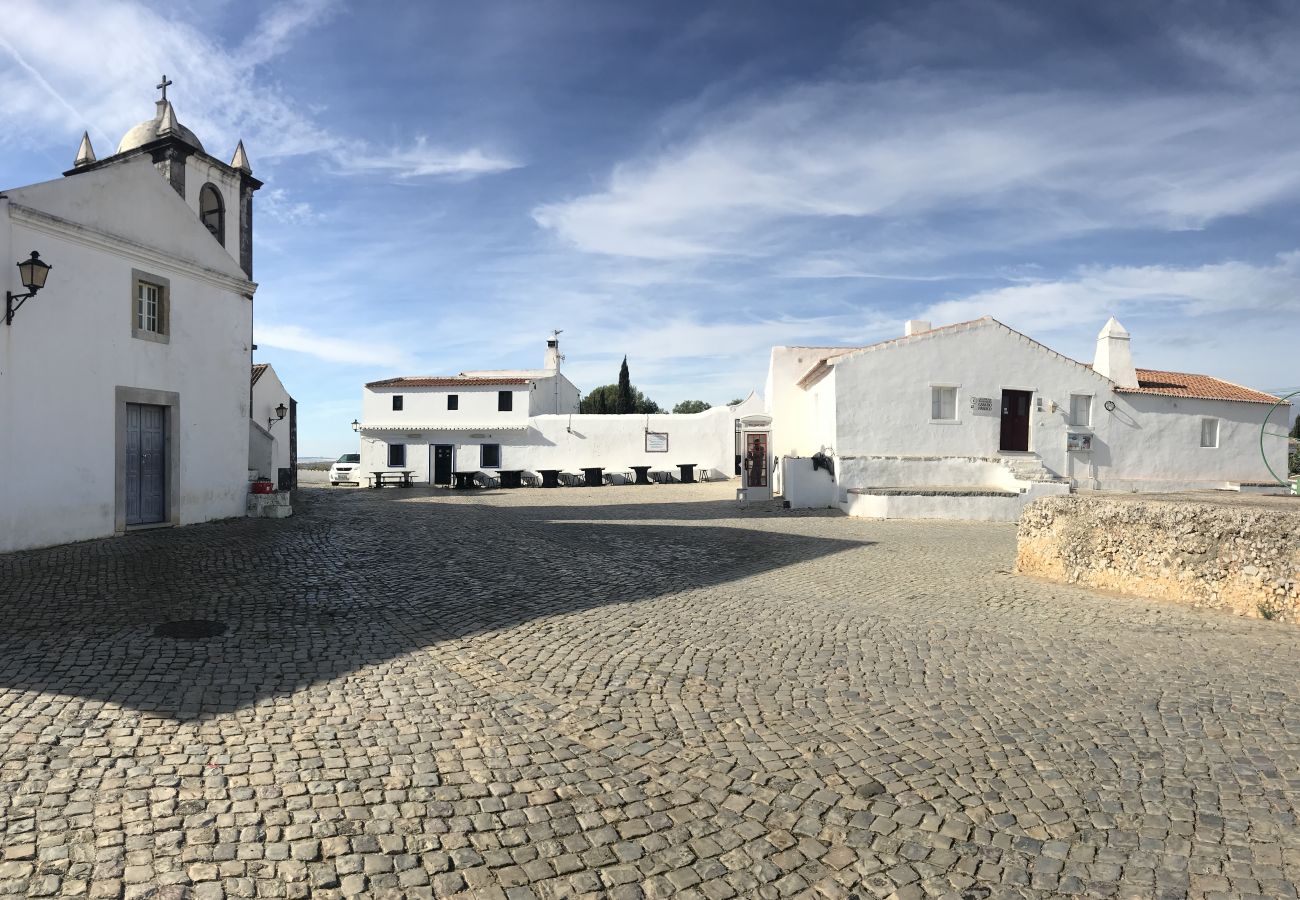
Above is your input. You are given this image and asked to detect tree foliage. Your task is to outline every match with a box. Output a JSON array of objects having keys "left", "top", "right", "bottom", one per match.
[
  {"left": 616, "top": 357, "right": 635, "bottom": 415},
  {"left": 672, "top": 400, "right": 712, "bottom": 414},
  {"left": 1291, "top": 416, "right": 1300, "bottom": 440},
  {"left": 580, "top": 384, "right": 661, "bottom": 415}
]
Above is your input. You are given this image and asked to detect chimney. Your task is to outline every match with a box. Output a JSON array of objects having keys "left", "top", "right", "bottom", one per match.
[
  {"left": 544, "top": 332, "right": 561, "bottom": 372},
  {"left": 905, "top": 320, "right": 931, "bottom": 337},
  {"left": 1093, "top": 316, "right": 1138, "bottom": 388}
]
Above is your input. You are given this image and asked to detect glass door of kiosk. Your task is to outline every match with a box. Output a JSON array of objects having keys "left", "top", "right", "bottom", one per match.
[{"left": 742, "top": 430, "right": 771, "bottom": 501}]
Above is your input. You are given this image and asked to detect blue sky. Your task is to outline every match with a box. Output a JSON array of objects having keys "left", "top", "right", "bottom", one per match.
[{"left": 2, "top": 0, "right": 1297, "bottom": 455}]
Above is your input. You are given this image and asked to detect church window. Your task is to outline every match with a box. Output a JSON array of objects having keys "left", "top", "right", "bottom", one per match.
[
  {"left": 388, "top": 443, "right": 407, "bottom": 467},
  {"left": 199, "top": 184, "right": 225, "bottom": 246},
  {"left": 130, "top": 270, "right": 170, "bottom": 344},
  {"left": 481, "top": 444, "right": 501, "bottom": 468},
  {"left": 392, "top": 395, "right": 403, "bottom": 411},
  {"left": 448, "top": 394, "right": 459, "bottom": 410},
  {"left": 498, "top": 390, "right": 513, "bottom": 412}
]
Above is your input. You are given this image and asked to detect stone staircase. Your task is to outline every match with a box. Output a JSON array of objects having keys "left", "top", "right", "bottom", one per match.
[{"left": 997, "top": 452, "right": 1070, "bottom": 485}]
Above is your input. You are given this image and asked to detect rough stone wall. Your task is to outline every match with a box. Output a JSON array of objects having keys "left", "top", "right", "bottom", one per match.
[{"left": 1017, "top": 495, "right": 1300, "bottom": 623}]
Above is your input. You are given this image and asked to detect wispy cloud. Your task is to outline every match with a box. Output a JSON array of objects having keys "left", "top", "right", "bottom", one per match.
[
  {"left": 329, "top": 138, "right": 520, "bottom": 180},
  {"left": 534, "top": 79, "right": 1300, "bottom": 261},
  {"left": 0, "top": 0, "right": 516, "bottom": 182},
  {"left": 924, "top": 251, "right": 1300, "bottom": 334},
  {"left": 256, "top": 323, "right": 416, "bottom": 368}
]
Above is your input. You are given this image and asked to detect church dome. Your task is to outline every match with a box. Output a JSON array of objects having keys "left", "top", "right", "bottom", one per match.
[{"left": 116, "top": 99, "right": 204, "bottom": 155}]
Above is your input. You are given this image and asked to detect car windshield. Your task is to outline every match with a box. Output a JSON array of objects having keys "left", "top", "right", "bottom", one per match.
[{"left": 337, "top": 454, "right": 360, "bottom": 463}]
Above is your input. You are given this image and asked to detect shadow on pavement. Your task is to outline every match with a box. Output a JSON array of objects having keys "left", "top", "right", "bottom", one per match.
[{"left": 0, "top": 488, "right": 869, "bottom": 720}]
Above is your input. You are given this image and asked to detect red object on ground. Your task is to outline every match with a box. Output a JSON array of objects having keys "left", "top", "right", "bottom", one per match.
[{"left": 250, "top": 480, "right": 275, "bottom": 495}]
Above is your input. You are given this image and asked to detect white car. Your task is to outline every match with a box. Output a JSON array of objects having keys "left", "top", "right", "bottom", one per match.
[{"left": 329, "top": 453, "right": 362, "bottom": 486}]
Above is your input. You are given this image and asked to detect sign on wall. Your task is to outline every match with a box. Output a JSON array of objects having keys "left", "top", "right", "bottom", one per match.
[
  {"left": 969, "top": 396, "right": 995, "bottom": 414},
  {"left": 645, "top": 432, "right": 669, "bottom": 452},
  {"left": 1066, "top": 432, "right": 1093, "bottom": 452}
]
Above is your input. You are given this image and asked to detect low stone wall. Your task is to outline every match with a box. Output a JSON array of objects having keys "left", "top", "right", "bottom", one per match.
[{"left": 1017, "top": 494, "right": 1300, "bottom": 623}]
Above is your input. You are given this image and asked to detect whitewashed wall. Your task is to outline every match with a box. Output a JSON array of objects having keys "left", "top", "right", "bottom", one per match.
[
  {"left": 252, "top": 364, "right": 293, "bottom": 479},
  {"left": 0, "top": 160, "right": 254, "bottom": 553},
  {"left": 363, "top": 383, "right": 531, "bottom": 429},
  {"left": 358, "top": 396, "right": 763, "bottom": 483},
  {"left": 806, "top": 320, "right": 1288, "bottom": 492}
]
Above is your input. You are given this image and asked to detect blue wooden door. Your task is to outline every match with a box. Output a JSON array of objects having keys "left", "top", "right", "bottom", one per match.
[{"left": 125, "top": 403, "right": 166, "bottom": 525}]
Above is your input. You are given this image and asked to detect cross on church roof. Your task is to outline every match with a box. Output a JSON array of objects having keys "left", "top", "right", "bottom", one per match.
[{"left": 156, "top": 74, "right": 173, "bottom": 102}]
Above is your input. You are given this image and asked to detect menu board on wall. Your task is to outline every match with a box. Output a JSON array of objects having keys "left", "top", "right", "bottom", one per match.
[{"left": 645, "top": 432, "right": 669, "bottom": 452}]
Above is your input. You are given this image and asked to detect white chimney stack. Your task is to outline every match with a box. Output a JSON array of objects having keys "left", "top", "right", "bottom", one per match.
[
  {"left": 1093, "top": 316, "right": 1138, "bottom": 388},
  {"left": 544, "top": 332, "right": 562, "bottom": 372},
  {"left": 905, "top": 320, "right": 932, "bottom": 337}
]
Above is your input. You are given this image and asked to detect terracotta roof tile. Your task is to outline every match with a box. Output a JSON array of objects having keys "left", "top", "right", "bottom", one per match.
[
  {"left": 1117, "top": 369, "right": 1283, "bottom": 405},
  {"left": 251, "top": 363, "right": 268, "bottom": 386},
  {"left": 366, "top": 376, "right": 530, "bottom": 388}
]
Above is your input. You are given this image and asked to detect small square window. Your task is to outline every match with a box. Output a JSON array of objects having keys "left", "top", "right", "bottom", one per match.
[
  {"left": 498, "top": 390, "right": 513, "bottom": 412},
  {"left": 1070, "top": 394, "right": 1092, "bottom": 427},
  {"left": 1200, "top": 418, "right": 1219, "bottom": 448},
  {"left": 481, "top": 443, "right": 501, "bottom": 468},
  {"left": 388, "top": 443, "right": 407, "bottom": 467},
  {"left": 931, "top": 386, "right": 957, "bottom": 421},
  {"left": 448, "top": 394, "right": 459, "bottom": 411},
  {"left": 392, "top": 395, "right": 403, "bottom": 411}
]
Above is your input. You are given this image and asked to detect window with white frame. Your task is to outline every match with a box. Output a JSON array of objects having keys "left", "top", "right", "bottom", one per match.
[
  {"left": 930, "top": 385, "right": 958, "bottom": 421},
  {"left": 131, "top": 270, "right": 170, "bottom": 343},
  {"left": 388, "top": 443, "right": 407, "bottom": 467},
  {"left": 1069, "top": 394, "right": 1092, "bottom": 427},
  {"left": 1200, "top": 418, "right": 1219, "bottom": 448},
  {"left": 481, "top": 443, "right": 501, "bottom": 468}
]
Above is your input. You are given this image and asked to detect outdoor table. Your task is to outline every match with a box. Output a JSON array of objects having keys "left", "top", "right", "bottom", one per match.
[
  {"left": 368, "top": 470, "right": 414, "bottom": 489},
  {"left": 451, "top": 472, "right": 477, "bottom": 489},
  {"left": 581, "top": 467, "right": 605, "bottom": 487},
  {"left": 676, "top": 463, "right": 697, "bottom": 484},
  {"left": 498, "top": 469, "right": 524, "bottom": 489},
  {"left": 630, "top": 465, "right": 652, "bottom": 485},
  {"left": 537, "top": 469, "right": 561, "bottom": 488}
]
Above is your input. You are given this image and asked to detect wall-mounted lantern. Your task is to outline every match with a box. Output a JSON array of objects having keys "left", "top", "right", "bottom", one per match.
[
  {"left": 351, "top": 419, "right": 361, "bottom": 432},
  {"left": 5, "top": 252, "right": 53, "bottom": 326},
  {"left": 267, "top": 402, "right": 288, "bottom": 430}
]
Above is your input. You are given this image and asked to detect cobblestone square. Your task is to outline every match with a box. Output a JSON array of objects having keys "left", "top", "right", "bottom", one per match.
[{"left": 1, "top": 483, "right": 1297, "bottom": 899}]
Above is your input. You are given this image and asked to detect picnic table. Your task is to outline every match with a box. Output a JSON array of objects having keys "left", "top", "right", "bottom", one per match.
[
  {"left": 498, "top": 469, "right": 524, "bottom": 489},
  {"left": 451, "top": 472, "right": 477, "bottom": 489},
  {"left": 676, "top": 463, "right": 697, "bottom": 484},
  {"left": 581, "top": 467, "right": 605, "bottom": 487},
  {"left": 368, "top": 470, "right": 413, "bottom": 489},
  {"left": 537, "top": 469, "right": 561, "bottom": 488},
  {"left": 629, "top": 465, "right": 652, "bottom": 485}
]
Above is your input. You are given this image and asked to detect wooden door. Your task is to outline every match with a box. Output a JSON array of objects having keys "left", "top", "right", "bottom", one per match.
[
  {"left": 433, "top": 445, "right": 453, "bottom": 485},
  {"left": 125, "top": 403, "right": 166, "bottom": 525},
  {"left": 999, "top": 390, "right": 1032, "bottom": 452}
]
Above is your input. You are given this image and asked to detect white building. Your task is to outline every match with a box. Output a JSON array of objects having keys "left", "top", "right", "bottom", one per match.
[
  {"left": 770, "top": 317, "right": 1291, "bottom": 518},
  {"left": 0, "top": 83, "right": 261, "bottom": 553},
  {"left": 357, "top": 335, "right": 760, "bottom": 483},
  {"left": 250, "top": 362, "right": 296, "bottom": 487}
]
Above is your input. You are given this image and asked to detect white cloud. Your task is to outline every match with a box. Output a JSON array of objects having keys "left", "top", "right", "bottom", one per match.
[
  {"left": 923, "top": 252, "right": 1300, "bottom": 334},
  {"left": 0, "top": 0, "right": 516, "bottom": 181},
  {"left": 255, "top": 322, "right": 415, "bottom": 368},
  {"left": 534, "top": 79, "right": 1300, "bottom": 260}
]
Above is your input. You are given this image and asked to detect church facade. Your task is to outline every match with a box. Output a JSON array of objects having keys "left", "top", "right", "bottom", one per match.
[{"left": 0, "top": 82, "right": 262, "bottom": 553}]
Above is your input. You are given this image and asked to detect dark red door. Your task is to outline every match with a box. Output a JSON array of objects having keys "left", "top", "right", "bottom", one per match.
[{"left": 999, "top": 390, "right": 1032, "bottom": 452}]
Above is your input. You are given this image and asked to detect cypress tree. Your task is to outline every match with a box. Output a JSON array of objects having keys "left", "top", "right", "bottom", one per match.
[{"left": 617, "top": 356, "right": 634, "bottom": 414}]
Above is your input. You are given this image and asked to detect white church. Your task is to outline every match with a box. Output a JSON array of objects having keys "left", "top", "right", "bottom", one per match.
[
  {"left": 768, "top": 316, "right": 1292, "bottom": 519},
  {"left": 0, "top": 80, "right": 267, "bottom": 553}
]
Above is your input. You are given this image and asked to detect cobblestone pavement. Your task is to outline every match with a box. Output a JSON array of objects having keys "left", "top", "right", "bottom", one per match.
[{"left": 1, "top": 483, "right": 1297, "bottom": 900}]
